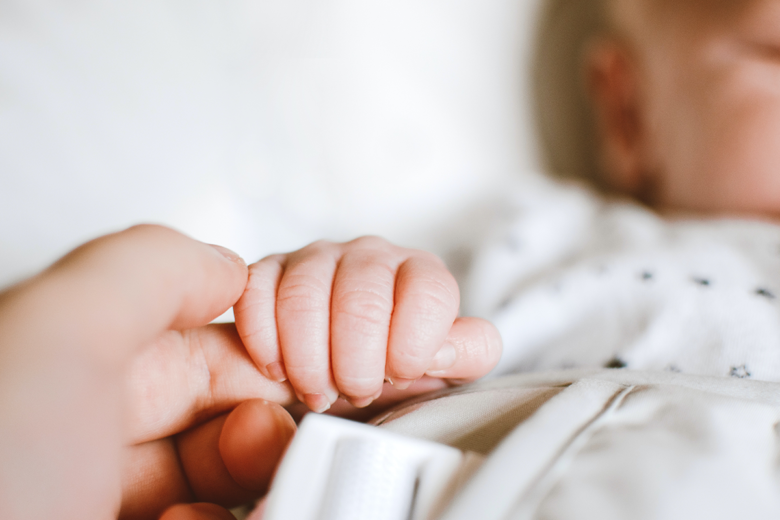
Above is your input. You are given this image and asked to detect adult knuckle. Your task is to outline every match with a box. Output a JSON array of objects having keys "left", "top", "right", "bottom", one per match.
[{"left": 181, "top": 328, "right": 216, "bottom": 411}]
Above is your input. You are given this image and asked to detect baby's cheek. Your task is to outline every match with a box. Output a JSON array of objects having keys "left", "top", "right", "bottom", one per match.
[
  {"left": 706, "top": 81, "right": 780, "bottom": 213},
  {"left": 658, "top": 56, "right": 780, "bottom": 216}
]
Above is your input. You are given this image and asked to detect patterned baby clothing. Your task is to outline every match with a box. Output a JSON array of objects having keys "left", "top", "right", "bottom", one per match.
[{"left": 465, "top": 176, "right": 780, "bottom": 381}]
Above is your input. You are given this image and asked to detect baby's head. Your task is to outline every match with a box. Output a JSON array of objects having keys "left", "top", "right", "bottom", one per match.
[{"left": 585, "top": 0, "right": 780, "bottom": 217}]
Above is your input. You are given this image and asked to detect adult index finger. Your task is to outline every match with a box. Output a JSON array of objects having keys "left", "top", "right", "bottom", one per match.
[
  {"left": 126, "top": 323, "right": 294, "bottom": 445},
  {"left": 0, "top": 225, "right": 248, "bottom": 520},
  {"left": 0, "top": 225, "right": 249, "bottom": 367}
]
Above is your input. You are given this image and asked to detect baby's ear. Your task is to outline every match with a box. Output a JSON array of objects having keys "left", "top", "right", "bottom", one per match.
[{"left": 585, "top": 37, "right": 648, "bottom": 196}]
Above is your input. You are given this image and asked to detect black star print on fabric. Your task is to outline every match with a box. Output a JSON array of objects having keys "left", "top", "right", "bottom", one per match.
[
  {"left": 640, "top": 271, "right": 654, "bottom": 281},
  {"left": 692, "top": 277, "right": 711, "bottom": 287},
  {"left": 755, "top": 288, "right": 776, "bottom": 300},
  {"left": 730, "top": 365, "right": 751, "bottom": 379},
  {"left": 497, "top": 296, "right": 514, "bottom": 311},
  {"left": 605, "top": 357, "right": 627, "bottom": 369}
]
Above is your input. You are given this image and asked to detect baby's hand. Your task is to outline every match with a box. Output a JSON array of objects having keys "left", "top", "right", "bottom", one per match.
[{"left": 234, "top": 237, "right": 501, "bottom": 413}]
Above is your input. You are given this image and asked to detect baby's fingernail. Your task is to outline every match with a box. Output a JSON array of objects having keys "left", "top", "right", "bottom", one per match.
[
  {"left": 265, "top": 362, "right": 287, "bottom": 383},
  {"left": 209, "top": 244, "right": 246, "bottom": 266},
  {"left": 303, "top": 393, "right": 331, "bottom": 414},
  {"left": 388, "top": 378, "right": 415, "bottom": 390},
  {"left": 348, "top": 396, "right": 375, "bottom": 408},
  {"left": 426, "top": 342, "right": 457, "bottom": 374}
]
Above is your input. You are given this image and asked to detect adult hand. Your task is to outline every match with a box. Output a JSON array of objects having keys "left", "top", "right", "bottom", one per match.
[{"left": 0, "top": 225, "right": 296, "bottom": 520}]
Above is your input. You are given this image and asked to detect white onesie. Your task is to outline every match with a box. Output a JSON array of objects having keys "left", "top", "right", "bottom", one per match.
[{"left": 465, "top": 176, "right": 780, "bottom": 381}]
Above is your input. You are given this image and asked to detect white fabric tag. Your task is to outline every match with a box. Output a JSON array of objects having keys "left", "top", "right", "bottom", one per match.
[{"left": 264, "top": 413, "right": 480, "bottom": 520}]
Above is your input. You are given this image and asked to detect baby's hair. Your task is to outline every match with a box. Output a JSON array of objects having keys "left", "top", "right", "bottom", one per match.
[
  {"left": 531, "top": 0, "right": 611, "bottom": 189},
  {"left": 530, "top": 0, "right": 654, "bottom": 190}
]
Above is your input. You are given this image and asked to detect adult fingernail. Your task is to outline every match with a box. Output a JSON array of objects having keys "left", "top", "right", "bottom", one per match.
[
  {"left": 387, "top": 377, "right": 415, "bottom": 390},
  {"left": 209, "top": 244, "right": 246, "bottom": 266},
  {"left": 304, "top": 393, "right": 331, "bottom": 414},
  {"left": 426, "top": 342, "right": 457, "bottom": 374},
  {"left": 265, "top": 362, "right": 288, "bottom": 383}
]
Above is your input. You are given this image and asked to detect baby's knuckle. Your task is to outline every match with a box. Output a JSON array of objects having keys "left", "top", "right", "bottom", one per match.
[
  {"left": 245, "top": 261, "right": 277, "bottom": 289},
  {"left": 311, "top": 239, "right": 339, "bottom": 252},
  {"left": 348, "top": 235, "right": 390, "bottom": 250},
  {"left": 283, "top": 362, "right": 328, "bottom": 386},
  {"left": 336, "top": 290, "right": 393, "bottom": 328},
  {"left": 413, "top": 249, "right": 443, "bottom": 264},
  {"left": 389, "top": 348, "right": 428, "bottom": 376},
  {"left": 294, "top": 239, "right": 337, "bottom": 259},
  {"left": 239, "top": 324, "right": 270, "bottom": 346},
  {"left": 276, "top": 276, "right": 330, "bottom": 312},
  {"left": 309, "top": 238, "right": 335, "bottom": 249},
  {"left": 254, "top": 253, "right": 287, "bottom": 267},
  {"left": 414, "top": 251, "right": 454, "bottom": 275},
  {"left": 410, "top": 279, "right": 460, "bottom": 317},
  {"left": 244, "top": 266, "right": 264, "bottom": 291}
]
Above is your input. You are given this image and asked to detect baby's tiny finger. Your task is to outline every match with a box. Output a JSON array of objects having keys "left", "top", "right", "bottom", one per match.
[
  {"left": 425, "top": 317, "right": 502, "bottom": 382},
  {"left": 386, "top": 253, "right": 460, "bottom": 387},
  {"left": 234, "top": 256, "right": 287, "bottom": 382},
  {"left": 276, "top": 242, "right": 340, "bottom": 412},
  {"left": 331, "top": 245, "right": 397, "bottom": 406}
]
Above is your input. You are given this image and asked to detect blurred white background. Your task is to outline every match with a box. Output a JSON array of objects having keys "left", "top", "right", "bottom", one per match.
[{"left": 0, "top": 0, "right": 547, "bottom": 289}]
